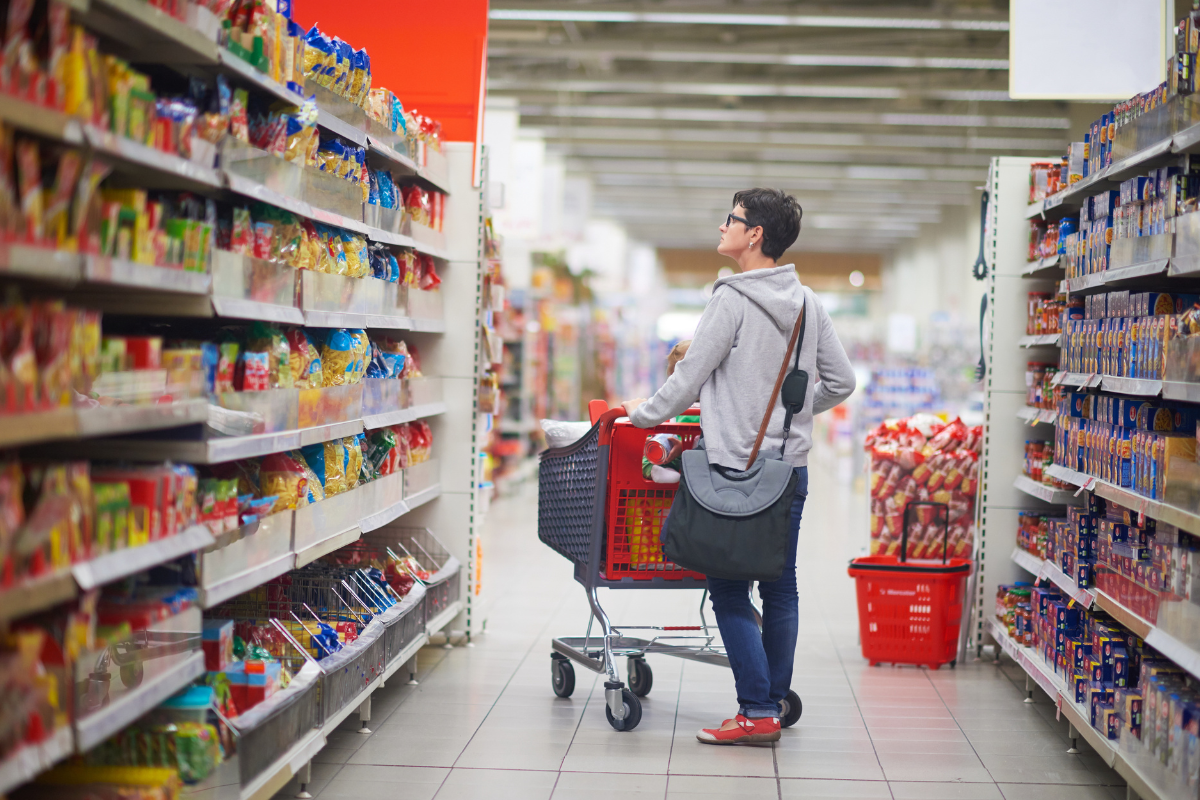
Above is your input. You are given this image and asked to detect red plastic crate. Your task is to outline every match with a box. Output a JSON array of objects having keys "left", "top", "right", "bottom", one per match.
[
  {"left": 847, "top": 555, "right": 970, "bottom": 669},
  {"left": 604, "top": 419, "right": 706, "bottom": 581}
]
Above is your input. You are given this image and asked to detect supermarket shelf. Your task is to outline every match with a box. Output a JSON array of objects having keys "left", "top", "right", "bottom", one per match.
[
  {"left": 1065, "top": 258, "right": 1170, "bottom": 294},
  {"left": 364, "top": 225, "right": 417, "bottom": 249},
  {"left": 1017, "top": 333, "right": 1060, "bottom": 347},
  {"left": 990, "top": 618, "right": 1175, "bottom": 800},
  {"left": 1052, "top": 372, "right": 1102, "bottom": 389},
  {"left": 0, "top": 242, "right": 82, "bottom": 281},
  {"left": 1010, "top": 546, "right": 1044, "bottom": 577},
  {"left": 988, "top": 619, "right": 1063, "bottom": 701},
  {"left": 1162, "top": 380, "right": 1200, "bottom": 403},
  {"left": 408, "top": 317, "right": 447, "bottom": 333},
  {"left": 199, "top": 551, "right": 293, "bottom": 609},
  {"left": 362, "top": 401, "right": 447, "bottom": 430},
  {"left": 222, "top": 172, "right": 369, "bottom": 237},
  {"left": 0, "top": 93, "right": 83, "bottom": 144},
  {"left": 381, "top": 631, "right": 429, "bottom": 683},
  {"left": 1016, "top": 406, "right": 1056, "bottom": 426},
  {"left": 0, "top": 725, "right": 73, "bottom": 796},
  {"left": 1024, "top": 140, "right": 1174, "bottom": 223},
  {"left": 0, "top": 570, "right": 77, "bottom": 626},
  {"left": 316, "top": 107, "right": 368, "bottom": 148},
  {"left": 1101, "top": 376, "right": 1163, "bottom": 397},
  {"left": 83, "top": 125, "right": 222, "bottom": 191},
  {"left": 1013, "top": 474, "right": 1081, "bottom": 505},
  {"left": 1008, "top": 548, "right": 1096, "bottom": 607},
  {"left": 1021, "top": 254, "right": 1062, "bottom": 277},
  {"left": 73, "top": 418, "right": 366, "bottom": 464},
  {"left": 0, "top": 407, "right": 78, "bottom": 447},
  {"left": 73, "top": 525, "right": 215, "bottom": 590},
  {"left": 358, "top": 498, "right": 409, "bottom": 534},
  {"left": 294, "top": 525, "right": 362, "bottom": 568},
  {"left": 302, "top": 309, "right": 411, "bottom": 330},
  {"left": 368, "top": 137, "right": 419, "bottom": 174},
  {"left": 75, "top": 398, "right": 209, "bottom": 437},
  {"left": 75, "top": 650, "right": 207, "bottom": 752},
  {"left": 321, "top": 677, "right": 379, "bottom": 737},
  {"left": 81, "top": 0, "right": 220, "bottom": 65},
  {"left": 1045, "top": 462, "right": 1200, "bottom": 538},
  {"left": 210, "top": 295, "right": 306, "bottom": 325},
  {"left": 217, "top": 48, "right": 305, "bottom": 106},
  {"left": 239, "top": 729, "right": 325, "bottom": 800},
  {"left": 403, "top": 483, "right": 442, "bottom": 513},
  {"left": 426, "top": 599, "right": 464, "bottom": 635},
  {"left": 83, "top": 256, "right": 211, "bottom": 295}
]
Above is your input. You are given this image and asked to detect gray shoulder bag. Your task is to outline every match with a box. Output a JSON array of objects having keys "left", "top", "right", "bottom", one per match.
[{"left": 661, "top": 302, "right": 808, "bottom": 582}]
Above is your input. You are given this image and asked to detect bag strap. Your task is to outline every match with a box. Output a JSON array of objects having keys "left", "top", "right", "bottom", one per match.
[{"left": 746, "top": 300, "right": 806, "bottom": 470}]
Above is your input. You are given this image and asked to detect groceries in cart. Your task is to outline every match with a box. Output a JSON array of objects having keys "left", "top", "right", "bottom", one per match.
[{"left": 864, "top": 413, "right": 981, "bottom": 559}]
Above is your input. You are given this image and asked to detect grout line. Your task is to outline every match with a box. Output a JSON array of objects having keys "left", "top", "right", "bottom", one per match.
[
  {"left": 664, "top": 659, "right": 686, "bottom": 800},
  {"left": 812, "top": 578, "right": 893, "bottom": 799},
  {"left": 920, "top": 666, "right": 1001, "bottom": 788},
  {"left": 430, "top": 586, "right": 580, "bottom": 799},
  {"left": 549, "top": 668, "right": 602, "bottom": 799},
  {"left": 772, "top": 741, "right": 782, "bottom": 800}
]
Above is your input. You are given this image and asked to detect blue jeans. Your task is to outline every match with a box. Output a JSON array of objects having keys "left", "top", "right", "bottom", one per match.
[{"left": 707, "top": 466, "right": 807, "bottom": 719}]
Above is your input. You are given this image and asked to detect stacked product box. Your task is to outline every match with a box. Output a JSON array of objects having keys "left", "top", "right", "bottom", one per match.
[{"left": 1059, "top": 291, "right": 1197, "bottom": 378}]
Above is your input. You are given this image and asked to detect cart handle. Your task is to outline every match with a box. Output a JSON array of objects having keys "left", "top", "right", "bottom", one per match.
[{"left": 590, "top": 400, "right": 702, "bottom": 447}]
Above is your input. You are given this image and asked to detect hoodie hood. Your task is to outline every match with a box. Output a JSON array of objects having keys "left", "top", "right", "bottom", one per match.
[{"left": 712, "top": 264, "right": 805, "bottom": 330}]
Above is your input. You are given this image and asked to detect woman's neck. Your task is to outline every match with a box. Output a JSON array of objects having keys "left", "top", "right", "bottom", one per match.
[{"left": 736, "top": 250, "right": 778, "bottom": 272}]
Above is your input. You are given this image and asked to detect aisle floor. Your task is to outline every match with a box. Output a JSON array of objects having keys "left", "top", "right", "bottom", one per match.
[{"left": 278, "top": 458, "right": 1128, "bottom": 800}]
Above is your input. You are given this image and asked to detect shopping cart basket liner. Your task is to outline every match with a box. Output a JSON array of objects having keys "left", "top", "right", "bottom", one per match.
[
  {"left": 541, "top": 419, "right": 593, "bottom": 449},
  {"left": 227, "top": 659, "right": 322, "bottom": 785}
]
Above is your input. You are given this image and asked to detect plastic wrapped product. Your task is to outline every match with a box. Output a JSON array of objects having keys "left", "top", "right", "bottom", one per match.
[
  {"left": 343, "top": 435, "right": 362, "bottom": 489},
  {"left": 15, "top": 138, "right": 41, "bottom": 242},
  {"left": 215, "top": 341, "right": 239, "bottom": 394},
  {"left": 377, "top": 169, "right": 396, "bottom": 209},
  {"left": 319, "top": 328, "right": 355, "bottom": 386},
  {"left": 253, "top": 220, "right": 274, "bottom": 261},
  {"left": 286, "top": 327, "right": 322, "bottom": 388},
  {"left": 239, "top": 350, "right": 269, "bottom": 391},
  {"left": 260, "top": 452, "right": 308, "bottom": 513},
  {"left": 347, "top": 329, "right": 369, "bottom": 382},
  {"left": 230, "top": 207, "right": 253, "bottom": 255},
  {"left": 246, "top": 321, "right": 291, "bottom": 389},
  {"left": 229, "top": 88, "right": 249, "bottom": 142}
]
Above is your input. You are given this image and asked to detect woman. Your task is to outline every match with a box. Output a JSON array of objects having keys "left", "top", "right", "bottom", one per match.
[{"left": 621, "top": 188, "right": 855, "bottom": 745}]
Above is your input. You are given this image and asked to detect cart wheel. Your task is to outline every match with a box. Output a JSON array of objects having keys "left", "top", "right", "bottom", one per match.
[
  {"left": 120, "top": 662, "right": 144, "bottom": 689},
  {"left": 628, "top": 657, "right": 653, "bottom": 697},
  {"left": 950, "top": 659, "right": 957, "bottom": 669},
  {"left": 780, "top": 690, "right": 803, "bottom": 728},
  {"left": 551, "top": 655, "right": 575, "bottom": 698},
  {"left": 605, "top": 689, "right": 642, "bottom": 732}
]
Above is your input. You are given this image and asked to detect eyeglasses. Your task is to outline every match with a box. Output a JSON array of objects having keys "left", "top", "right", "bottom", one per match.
[{"left": 725, "top": 213, "right": 752, "bottom": 228}]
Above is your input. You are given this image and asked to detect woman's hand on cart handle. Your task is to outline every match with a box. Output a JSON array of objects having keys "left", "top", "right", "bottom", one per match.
[{"left": 622, "top": 398, "right": 647, "bottom": 418}]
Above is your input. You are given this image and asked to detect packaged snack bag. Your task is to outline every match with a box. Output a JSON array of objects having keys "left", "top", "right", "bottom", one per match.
[
  {"left": 347, "top": 329, "right": 368, "bottom": 382},
  {"left": 343, "top": 435, "right": 362, "bottom": 489},
  {"left": 319, "top": 328, "right": 355, "bottom": 386},
  {"left": 247, "top": 321, "right": 291, "bottom": 389},
  {"left": 260, "top": 452, "right": 307, "bottom": 513},
  {"left": 286, "top": 327, "right": 322, "bottom": 388},
  {"left": 215, "top": 340, "right": 239, "bottom": 393}
]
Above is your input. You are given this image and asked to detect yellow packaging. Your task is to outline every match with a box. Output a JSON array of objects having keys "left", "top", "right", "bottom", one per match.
[
  {"left": 348, "top": 330, "right": 369, "bottom": 382},
  {"left": 323, "top": 439, "right": 347, "bottom": 495},
  {"left": 343, "top": 436, "right": 362, "bottom": 489}
]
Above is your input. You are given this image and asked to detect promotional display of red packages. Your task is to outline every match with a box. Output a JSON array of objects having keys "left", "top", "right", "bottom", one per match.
[{"left": 865, "top": 415, "right": 981, "bottom": 559}]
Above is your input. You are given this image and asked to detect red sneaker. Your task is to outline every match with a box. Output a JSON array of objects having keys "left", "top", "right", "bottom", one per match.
[{"left": 696, "top": 714, "right": 781, "bottom": 745}]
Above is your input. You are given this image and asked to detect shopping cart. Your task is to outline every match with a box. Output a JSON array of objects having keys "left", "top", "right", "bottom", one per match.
[
  {"left": 847, "top": 501, "right": 972, "bottom": 670},
  {"left": 538, "top": 400, "right": 803, "bottom": 732}
]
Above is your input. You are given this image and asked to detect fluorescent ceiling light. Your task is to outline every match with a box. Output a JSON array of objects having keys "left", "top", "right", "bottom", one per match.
[
  {"left": 489, "top": 46, "right": 1008, "bottom": 70},
  {"left": 489, "top": 77, "right": 908, "bottom": 99},
  {"left": 489, "top": 9, "right": 1008, "bottom": 31},
  {"left": 564, "top": 157, "right": 985, "bottom": 183},
  {"left": 516, "top": 104, "right": 1069, "bottom": 129}
]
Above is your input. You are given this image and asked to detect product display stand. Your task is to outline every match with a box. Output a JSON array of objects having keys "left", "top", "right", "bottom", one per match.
[{"left": 0, "top": 4, "right": 487, "bottom": 796}]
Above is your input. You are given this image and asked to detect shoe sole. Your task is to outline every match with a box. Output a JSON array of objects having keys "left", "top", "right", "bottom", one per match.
[{"left": 696, "top": 731, "right": 781, "bottom": 746}]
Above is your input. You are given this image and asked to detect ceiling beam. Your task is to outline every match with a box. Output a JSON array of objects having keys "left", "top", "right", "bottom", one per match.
[
  {"left": 515, "top": 104, "right": 1071, "bottom": 131},
  {"left": 488, "top": 77, "right": 1013, "bottom": 102},
  {"left": 564, "top": 157, "right": 985, "bottom": 183},
  {"left": 488, "top": 44, "right": 1008, "bottom": 71},
  {"left": 488, "top": 7, "right": 1009, "bottom": 32}
]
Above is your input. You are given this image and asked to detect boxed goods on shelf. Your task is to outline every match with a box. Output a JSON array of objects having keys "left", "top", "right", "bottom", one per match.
[{"left": 865, "top": 415, "right": 980, "bottom": 558}]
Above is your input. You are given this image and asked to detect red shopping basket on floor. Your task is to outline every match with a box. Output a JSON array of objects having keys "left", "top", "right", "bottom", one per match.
[{"left": 848, "top": 502, "right": 971, "bottom": 670}]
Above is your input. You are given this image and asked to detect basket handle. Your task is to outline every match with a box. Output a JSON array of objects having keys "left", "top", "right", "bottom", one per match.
[
  {"left": 589, "top": 399, "right": 609, "bottom": 425},
  {"left": 901, "top": 501, "right": 951, "bottom": 564}
]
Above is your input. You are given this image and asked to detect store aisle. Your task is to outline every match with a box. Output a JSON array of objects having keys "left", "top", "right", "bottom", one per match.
[{"left": 279, "top": 457, "right": 1128, "bottom": 800}]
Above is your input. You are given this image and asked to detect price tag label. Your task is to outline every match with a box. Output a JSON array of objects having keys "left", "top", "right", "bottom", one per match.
[{"left": 1056, "top": 694, "right": 1063, "bottom": 721}]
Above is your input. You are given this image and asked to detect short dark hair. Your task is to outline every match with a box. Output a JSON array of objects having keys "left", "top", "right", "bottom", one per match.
[{"left": 731, "top": 188, "right": 803, "bottom": 260}]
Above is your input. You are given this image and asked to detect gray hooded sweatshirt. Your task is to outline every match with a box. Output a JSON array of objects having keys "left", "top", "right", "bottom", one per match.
[{"left": 630, "top": 264, "right": 855, "bottom": 470}]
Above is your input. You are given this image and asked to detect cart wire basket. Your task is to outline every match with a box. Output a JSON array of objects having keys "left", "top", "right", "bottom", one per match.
[
  {"left": 537, "top": 400, "right": 804, "bottom": 732},
  {"left": 847, "top": 501, "right": 972, "bottom": 670}
]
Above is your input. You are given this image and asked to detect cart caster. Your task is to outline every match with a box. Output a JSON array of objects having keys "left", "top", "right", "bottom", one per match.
[
  {"left": 120, "top": 663, "right": 144, "bottom": 689},
  {"left": 950, "top": 659, "right": 957, "bottom": 669},
  {"left": 780, "top": 690, "right": 803, "bottom": 728},
  {"left": 628, "top": 656, "right": 653, "bottom": 697},
  {"left": 605, "top": 688, "right": 642, "bottom": 732},
  {"left": 551, "top": 654, "right": 575, "bottom": 698}
]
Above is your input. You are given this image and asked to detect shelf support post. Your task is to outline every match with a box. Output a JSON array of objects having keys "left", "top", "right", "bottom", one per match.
[
  {"left": 1024, "top": 674, "right": 1035, "bottom": 704},
  {"left": 358, "top": 693, "right": 372, "bottom": 734},
  {"left": 295, "top": 760, "right": 313, "bottom": 799},
  {"left": 1067, "top": 722, "right": 1081, "bottom": 755},
  {"left": 407, "top": 653, "right": 420, "bottom": 685}
]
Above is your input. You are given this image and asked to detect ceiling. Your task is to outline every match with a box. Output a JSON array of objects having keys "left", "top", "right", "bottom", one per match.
[{"left": 486, "top": 0, "right": 1078, "bottom": 253}]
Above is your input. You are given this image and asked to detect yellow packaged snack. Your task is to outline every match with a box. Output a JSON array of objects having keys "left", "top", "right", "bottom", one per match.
[
  {"left": 343, "top": 435, "right": 362, "bottom": 489},
  {"left": 347, "top": 329, "right": 369, "bottom": 383},
  {"left": 323, "top": 438, "right": 347, "bottom": 495},
  {"left": 320, "top": 329, "right": 355, "bottom": 386}
]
